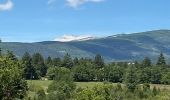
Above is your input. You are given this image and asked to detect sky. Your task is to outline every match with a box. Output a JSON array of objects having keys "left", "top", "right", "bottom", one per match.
[{"left": 0, "top": 0, "right": 170, "bottom": 42}]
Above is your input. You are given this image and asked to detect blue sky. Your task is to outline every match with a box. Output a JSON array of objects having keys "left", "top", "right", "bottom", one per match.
[{"left": 0, "top": 0, "right": 170, "bottom": 42}]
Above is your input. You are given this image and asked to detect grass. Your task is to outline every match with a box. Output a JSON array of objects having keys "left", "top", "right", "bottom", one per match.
[
  {"left": 27, "top": 80, "right": 52, "bottom": 98},
  {"left": 27, "top": 80, "right": 170, "bottom": 98},
  {"left": 76, "top": 82, "right": 107, "bottom": 88},
  {"left": 27, "top": 80, "right": 52, "bottom": 89}
]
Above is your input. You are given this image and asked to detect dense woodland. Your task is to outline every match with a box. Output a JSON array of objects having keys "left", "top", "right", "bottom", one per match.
[{"left": 1, "top": 43, "right": 170, "bottom": 99}]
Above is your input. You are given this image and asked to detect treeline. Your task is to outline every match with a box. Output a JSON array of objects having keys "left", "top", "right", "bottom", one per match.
[
  {"left": 1, "top": 48, "right": 170, "bottom": 99},
  {"left": 1, "top": 49, "right": 170, "bottom": 84},
  {"left": 19, "top": 51, "right": 170, "bottom": 85}
]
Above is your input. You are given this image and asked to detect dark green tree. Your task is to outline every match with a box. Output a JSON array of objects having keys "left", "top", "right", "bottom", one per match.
[
  {"left": 0, "top": 48, "right": 1, "bottom": 57},
  {"left": 124, "top": 65, "right": 138, "bottom": 92},
  {"left": 73, "top": 57, "right": 79, "bottom": 65},
  {"left": 6, "top": 50, "right": 17, "bottom": 61},
  {"left": 73, "top": 62, "right": 95, "bottom": 82},
  {"left": 52, "top": 57, "right": 61, "bottom": 67},
  {"left": 0, "top": 39, "right": 2, "bottom": 56},
  {"left": 62, "top": 53, "right": 73, "bottom": 69},
  {"left": 47, "top": 67, "right": 76, "bottom": 100},
  {"left": 138, "top": 67, "right": 151, "bottom": 83},
  {"left": 104, "top": 64, "right": 124, "bottom": 82},
  {"left": 22, "top": 52, "right": 38, "bottom": 79},
  {"left": 46, "top": 56, "right": 53, "bottom": 66},
  {"left": 0, "top": 56, "right": 28, "bottom": 99},
  {"left": 142, "top": 57, "right": 151, "bottom": 67},
  {"left": 156, "top": 52, "right": 166, "bottom": 66},
  {"left": 94, "top": 54, "right": 104, "bottom": 69},
  {"left": 32, "top": 53, "right": 47, "bottom": 77},
  {"left": 150, "top": 67, "right": 162, "bottom": 84},
  {"left": 161, "top": 71, "right": 170, "bottom": 84}
]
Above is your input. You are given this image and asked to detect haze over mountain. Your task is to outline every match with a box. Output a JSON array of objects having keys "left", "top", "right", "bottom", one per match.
[{"left": 1, "top": 30, "right": 170, "bottom": 62}]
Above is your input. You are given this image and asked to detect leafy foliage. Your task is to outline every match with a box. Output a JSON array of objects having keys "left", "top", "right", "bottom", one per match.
[
  {"left": 0, "top": 56, "right": 28, "bottom": 99},
  {"left": 47, "top": 67, "right": 76, "bottom": 100}
]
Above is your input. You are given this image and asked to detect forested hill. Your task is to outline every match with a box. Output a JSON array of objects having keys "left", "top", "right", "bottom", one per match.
[{"left": 1, "top": 29, "right": 170, "bottom": 61}]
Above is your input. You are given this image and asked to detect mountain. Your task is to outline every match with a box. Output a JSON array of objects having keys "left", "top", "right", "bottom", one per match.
[{"left": 1, "top": 30, "right": 170, "bottom": 62}]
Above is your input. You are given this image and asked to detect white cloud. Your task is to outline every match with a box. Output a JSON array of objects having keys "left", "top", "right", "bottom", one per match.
[
  {"left": 0, "top": 0, "right": 13, "bottom": 11},
  {"left": 47, "top": 0, "right": 104, "bottom": 8},
  {"left": 54, "top": 34, "right": 95, "bottom": 42},
  {"left": 47, "top": 0, "right": 56, "bottom": 5},
  {"left": 66, "top": 0, "right": 104, "bottom": 8}
]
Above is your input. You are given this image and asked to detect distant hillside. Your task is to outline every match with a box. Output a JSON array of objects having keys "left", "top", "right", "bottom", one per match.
[{"left": 1, "top": 30, "right": 170, "bottom": 62}]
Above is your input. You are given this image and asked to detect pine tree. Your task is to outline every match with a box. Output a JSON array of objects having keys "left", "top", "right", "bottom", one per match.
[
  {"left": 62, "top": 53, "right": 73, "bottom": 69},
  {"left": 0, "top": 48, "right": 1, "bottom": 57},
  {"left": 124, "top": 65, "right": 138, "bottom": 92},
  {"left": 94, "top": 54, "right": 104, "bottom": 69},
  {"left": 0, "top": 39, "right": 2, "bottom": 56},
  {"left": 32, "top": 53, "right": 47, "bottom": 77},
  {"left": 22, "top": 52, "right": 37, "bottom": 79},
  {"left": 142, "top": 57, "right": 151, "bottom": 67},
  {"left": 46, "top": 56, "right": 53, "bottom": 67},
  {"left": 52, "top": 57, "right": 61, "bottom": 67},
  {"left": 6, "top": 50, "right": 17, "bottom": 61},
  {"left": 73, "top": 57, "right": 79, "bottom": 65},
  {"left": 156, "top": 52, "right": 166, "bottom": 66}
]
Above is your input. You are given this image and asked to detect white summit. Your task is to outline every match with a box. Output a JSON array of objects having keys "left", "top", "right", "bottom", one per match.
[{"left": 54, "top": 35, "right": 95, "bottom": 42}]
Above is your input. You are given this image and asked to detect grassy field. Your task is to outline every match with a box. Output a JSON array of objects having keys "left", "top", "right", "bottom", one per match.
[
  {"left": 27, "top": 80, "right": 170, "bottom": 98},
  {"left": 27, "top": 80, "right": 114, "bottom": 98}
]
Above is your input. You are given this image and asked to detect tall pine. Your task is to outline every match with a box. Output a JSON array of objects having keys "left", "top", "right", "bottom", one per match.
[
  {"left": 6, "top": 51, "right": 17, "bottom": 61},
  {"left": 156, "top": 52, "right": 166, "bottom": 66},
  {"left": 46, "top": 56, "right": 53, "bottom": 67},
  {"left": 142, "top": 57, "right": 152, "bottom": 67},
  {"left": 62, "top": 53, "right": 73, "bottom": 69},
  {"left": 0, "top": 39, "right": 1, "bottom": 56},
  {"left": 32, "top": 53, "right": 47, "bottom": 77},
  {"left": 124, "top": 65, "right": 138, "bottom": 92},
  {"left": 94, "top": 54, "right": 104, "bottom": 69},
  {"left": 22, "top": 52, "right": 37, "bottom": 79}
]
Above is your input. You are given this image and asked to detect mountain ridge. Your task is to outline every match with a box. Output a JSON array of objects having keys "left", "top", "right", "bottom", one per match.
[{"left": 1, "top": 29, "right": 170, "bottom": 62}]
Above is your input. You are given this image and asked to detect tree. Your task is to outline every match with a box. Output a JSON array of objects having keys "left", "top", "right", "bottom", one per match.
[
  {"left": 73, "top": 62, "right": 95, "bottom": 82},
  {"left": 124, "top": 65, "right": 138, "bottom": 92},
  {"left": 161, "top": 71, "right": 170, "bottom": 84},
  {"left": 32, "top": 53, "right": 47, "bottom": 77},
  {"left": 47, "top": 67, "right": 76, "bottom": 100},
  {"left": 0, "top": 40, "right": 2, "bottom": 56},
  {"left": 138, "top": 67, "right": 151, "bottom": 83},
  {"left": 52, "top": 57, "right": 61, "bottom": 67},
  {"left": 22, "top": 52, "right": 38, "bottom": 79},
  {"left": 46, "top": 56, "right": 53, "bottom": 67},
  {"left": 150, "top": 67, "right": 162, "bottom": 84},
  {"left": 142, "top": 57, "right": 151, "bottom": 67},
  {"left": 94, "top": 54, "right": 104, "bottom": 69},
  {"left": 104, "top": 64, "right": 124, "bottom": 82},
  {"left": 0, "top": 48, "right": 1, "bottom": 57},
  {"left": 73, "top": 57, "right": 79, "bottom": 65},
  {"left": 62, "top": 53, "right": 73, "bottom": 69},
  {"left": 0, "top": 56, "right": 28, "bottom": 99},
  {"left": 156, "top": 52, "right": 166, "bottom": 66},
  {"left": 6, "top": 50, "right": 17, "bottom": 61},
  {"left": 47, "top": 67, "right": 56, "bottom": 80}
]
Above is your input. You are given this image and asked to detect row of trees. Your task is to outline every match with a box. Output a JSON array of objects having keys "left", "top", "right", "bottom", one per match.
[
  {"left": 33, "top": 66, "right": 164, "bottom": 100},
  {"left": 21, "top": 52, "right": 105, "bottom": 80},
  {"left": 1, "top": 40, "right": 170, "bottom": 99},
  {"left": 2, "top": 50, "right": 169, "bottom": 85}
]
